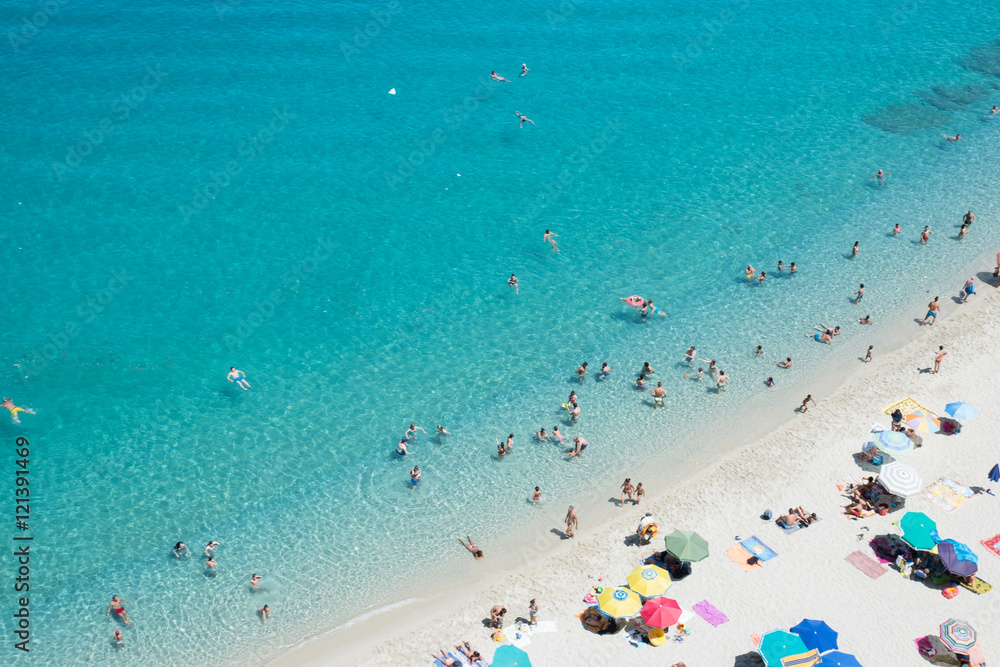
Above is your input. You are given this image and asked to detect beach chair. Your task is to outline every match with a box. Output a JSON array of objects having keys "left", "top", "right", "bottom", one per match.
[
  {"left": 781, "top": 649, "right": 821, "bottom": 666},
  {"left": 895, "top": 555, "right": 913, "bottom": 578}
]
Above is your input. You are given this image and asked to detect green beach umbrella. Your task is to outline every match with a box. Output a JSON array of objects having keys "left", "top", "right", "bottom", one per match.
[
  {"left": 663, "top": 529, "right": 709, "bottom": 562},
  {"left": 757, "top": 629, "right": 809, "bottom": 666},
  {"left": 492, "top": 644, "right": 532, "bottom": 667},
  {"left": 899, "top": 512, "right": 939, "bottom": 551}
]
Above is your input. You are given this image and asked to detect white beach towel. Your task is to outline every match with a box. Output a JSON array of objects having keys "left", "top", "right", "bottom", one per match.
[
  {"left": 530, "top": 620, "right": 557, "bottom": 633},
  {"left": 505, "top": 628, "right": 532, "bottom": 649}
]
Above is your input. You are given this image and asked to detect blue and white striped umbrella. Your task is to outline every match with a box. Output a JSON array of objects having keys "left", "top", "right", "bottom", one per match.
[{"left": 944, "top": 402, "right": 978, "bottom": 420}]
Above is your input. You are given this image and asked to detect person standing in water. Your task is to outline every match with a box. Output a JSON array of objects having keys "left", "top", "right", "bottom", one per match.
[
  {"left": 755, "top": 345, "right": 763, "bottom": 357},
  {"left": 920, "top": 226, "right": 932, "bottom": 243},
  {"left": 173, "top": 542, "right": 190, "bottom": 559},
  {"left": 650, "top": 382, "right": 666, "bottom": 408},
  {"left": 260, "top": 605, "right": 271, "bottom": 623},
  {"left": 963, "top": 211, "right": 975, "bottom": 226},
  {"left": 600, "top": 362, "right": 610, "bottom": 379},
  {"left": 113, "top": 629, "right": 124, "bottom": 650},
  {"left": 921, "top": 297, "right": 940, "bottom": 326},
  {"left": 106, "top": 596, "right": 133, "bottom": 626},
  {"left": 532, "top": 486, "right": 541, "bottom": 503},
  {"left": 893, "top": 223, "right": 901, "bottom": 235},
  {"left": 575, "top": 362, "right": 588, "bottom": 383},
  {"left": 871, "top": 169, "right": 890, "bottom": 186},
  {"left": 567, "top": 436, "right": 588, "bottom": 457},
  {"left": 565, "top": 506, "right": 578, "bottom": 538},
  {"left": 855, "top": 284, "right": 865, "bottom": 305},
  {"left": 745, "top": 265, "right": 756, "bottom": 282},
  {"left": 933, "top": 345, "right": 947, "bottom": 374},
  {"left": 543, "top": 229, "right": 559, "bottom": 252},
  {"left": 552, "top": 425, "right": 565, "bottom": 442},
  {"left": 227, "top": 367, "right": 251, "bottom": 390},
  {"left": 777, "top": 260, "right": 784, "bottom": 273},
  {"left": 852, "top": 242, "right": 859, "bottom": 257},
  {"left": 790, "top": 262, "right": 797, "bottom": 274},
  {"left": 436, "top": 425, "right": 451, "bottom": 438},
  {"left": 716, "top": 370, "right": 729, "bottom": 392},
  {"left": 508, "top": 274, "right": 519, "bottom": 294},
  {"left": 683, "top": 346, "right": 696, "bottom": 364},
  {"left": 405, "top": 423, "right": 426, "bottom": 439},
  {"left": 410, "top": 465, "right": 421, "bottom": 489}
]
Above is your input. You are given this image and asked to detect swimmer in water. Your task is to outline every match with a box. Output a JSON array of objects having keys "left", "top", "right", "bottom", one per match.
[
  {"left": 496, "top": 440, "right": 506, "bottom": 460},
  {"left": 852, "top": 241, "right": 859, "bottom": 257},
  {"left": 635, "top": 376, "right": 645, "bottom": 391},
  {"left": 536, "top": 427, "right": 549, "bottom": 441},
  {"left": 576, "top": 362, "right": 588, "bottom": 383},
  {"left": 567, "top": 436, "right": 588, "bottom": 457},
  {"left": 778, "top": 357, "right": 792, "bottom": 368},
  {"left": 436, "top": 425, "right": 451, "bottom": 437},
  {"left": 520, "top": 63, "right": 530, "bottom": 76},
  {"left": 777, "top": 260, "right": 784, "bottom": 273},
  {"left": 506, "top": 433, "right": 515, "bottom": 452},
  {"left": 515, "top": 111, "right": 535, "bottom": 127},
  {"left": 3, "top": 397, "right": 35, "bottom": 424},
  {"left": 859, "top": 315, "right": 872, "bottom": 324},
  {"left": 459, "top": 536, "right": 484, "bottom": 559},
  {"left": 260, "top": 605, "right": 271, "bottom": 623},
  {"left": 508, "top": 273, "right": 519, "bottom": 294},
  {"left": 818, "top": 324, "right": 841, "bottom": 336},
  {"left": 963, "top": 211, "right": 975, "bottom": 225},
  {"left": 552, "top": 425, "right": 565, "bottom": 442},
  {"left": 410, "top": 465, "right": 421, "bottom": 488},
  {"left": 543, "top": 229, "right": 559, "bottom": 252},
  {"left": 106, "top": 596, "right": 132, "bottom": 626},
  {"left": 227, "top": 367, "right": 251, "bottom": 390},
  {"left": 959, "top": 223, "right": 968, "bottom": 240},
  {"left": 920, "top": 226, "right": 932, "bottom": 243},
  {"left": 251, "top": 573, "right": 263, "bottom": 590},
  {"left": 532, "top": 486, "right": 541, "bottom": 503},
  {"left": 766, "top": 376, "right": 775, "bottom": 387},
  {"left": 650, "top": 382, "right": 666, "bottom": 408},
  {"left": 758, "top": 271, "right": 766, "bottom": 285},
  {"left": 405, "top": 423, "right": 427, "bottom": 439},
  {"left": 745, "top": 264, "right": 756, "bottom": 282},
  {"left": 893, "top": 223, "right": 901, "bottom": 235},
  {"left": 871, "top": 169, "right": 890, "bottom": 186},
  {"left": 397, "top": 438, "right": 411, "bottom": 456},
  {"left": 173, "top": 542, "right": 190, "bottom": 559},
  {"left": 716, "top": 370, "right": 729, "bottom": 392},
  {"left": 600, "top": 362, "right": 610, "bottom": 379},
  {"left": 648, "top": 300, "right": 667, "bottom": 316},
  {"left": 204, "top": 541, "right": 220, "bottom": 557},
  {"left": 683, "top": 346, "right": 696, "bottom": 364},
  {"left": 944, "top": 133, "right": 963, "bottom": 141},
  {"left": 790, "top": 262, "right": 797, "bottom": 274},
  {"left": 992, "top": 105, "right": 998, "bottom": 115},
  {"left": 205, "top": 555, "right": 218, "bottom": 574},
  {"left": 490, "top": 71, "right": 511, "bottom": 82},
  {"left": 755, "top": 345, "right": 763, "bottom": 357},
  {"left": 641, "top": 362, "right": 654, "bottom": 377},
  {"left": 113, "top": 629, "right": 124, "bottom": 649},
  {"left": 813, "top": 331, "right": 833, "bottom": 344}
]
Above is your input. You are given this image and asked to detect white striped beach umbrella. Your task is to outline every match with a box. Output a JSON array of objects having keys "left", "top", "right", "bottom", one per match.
[{"left": 878, "top": 462, "right": 923, "bottom": 497}]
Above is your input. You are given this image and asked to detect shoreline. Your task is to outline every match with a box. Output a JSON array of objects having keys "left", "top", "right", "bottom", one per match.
[{"left": 271, "top": 249, "right": 1000, "bottom": 666}]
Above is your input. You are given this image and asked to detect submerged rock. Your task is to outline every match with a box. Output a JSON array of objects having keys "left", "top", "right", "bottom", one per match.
[
  {"left": 961, "top": 40, "right": 1000, "bottom": 77},
  {"left": 931, "top": 84, "right": 991, "bottom": 105},
  {"left": 862, "top": 104, "right": 951, "bottom": 134},
  {"left": 915, "top": 90, "right": 965, "bottom": 111}
]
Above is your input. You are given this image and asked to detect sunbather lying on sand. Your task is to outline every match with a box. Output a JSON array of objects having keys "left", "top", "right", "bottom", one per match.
[
  {"left": 455, "top": 642, "right": 483, "bottom": 663},
  {"left": 431, "top": 649, "right": 458, "bottom": 666}
]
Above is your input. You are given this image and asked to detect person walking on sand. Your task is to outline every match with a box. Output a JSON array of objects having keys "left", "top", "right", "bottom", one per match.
[
  {"left": 565, "top": 506, "right": 578, "bottom": 538},
  {"left": 528, "top": 599, "right": 539, "bottom": 625},
  {"left": 543, "top": 229, "right": 559, "bottom": 252},
  {"left": 855, "top": 284, "right": 865, "bottom": 305},
  {"left": 933, "top": 345, "right": 947, "bottom": 374},
  {"left": 864, "top": 345, "right": 873, "bottom": 363},
  {"left": 515, "top": 111, "right": 534, "bottom": 127},
  {"left": 620, "top": 478, "right": 635, "bottom": 507},
  {"left": 921, "top": 297, "right": 940, "bottom": 326},
  {"left": 799, "top": 394, "right": 817, "bottom": 413},
  {"left": 634, "top": 482, "right": 645, "bottom": 505},
  {"left": 961, "top": 277, "right": 975, "bottom": 304},
  {"left": 508, "top": 273, "right": 519, "bottom": 294},
  {"left": 105, "top": 596, "right": 133, "bottom": 626},
  {"left": 650, "top": 381, "right": 666, "bottom": 408},
  {"left": 871, "top": 169, "right": 890, "bottom": 186},
  {"left": 227, "top": 367, "right": 251, "bottom": 390}
]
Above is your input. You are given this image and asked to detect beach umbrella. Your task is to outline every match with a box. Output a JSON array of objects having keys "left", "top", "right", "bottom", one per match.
[
  {"left": 663, "top": 529, "right": 710, "bottom": 562},
  {"left": 492, "top": 644, "right": 531, "bottom": 667},
  {"left": 821, "top": 651, "right": 864, "bottom": 667},
  {"left": 940, "top": 619, "right": 977, "bottom": 654},
  {"left": 789, "top": 619, "right": 838, "bottom": 653},
  {"left": 937, "top": 540, "right": 978, "bottom": 577},
  {"left": 595, "top": 586, "right": 642, "bottom": 619},
  {"left": 878, "top": 462, "right": 923, "bottom": 497},
  {"left": 899, "top": 512, "right": 939, "bottom": 550},
  {"left": 874, "top": 431, "right": 914, "bottom": 456},
  {"left": 944, "top": 402, "right": 978, "bottom": 420},
  {"left": 626, "top": 564, "right": 672, "bottom": 598},
  {"left": 640, "top": 596, "right": 682, "bottom": 628},
  {"left": 904, "top": 411, "right": 940, "bottom": 434},
  {"left": 757, "top": 629, "right": 809, "bottom": 666},
  {"left": 989, "top": 464, "right": 1000, "bottom": 483}
]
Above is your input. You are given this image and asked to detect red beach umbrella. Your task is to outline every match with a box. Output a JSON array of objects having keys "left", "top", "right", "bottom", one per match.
[{"left": 640, "top": 597, "right": 682, "bottom": 628}]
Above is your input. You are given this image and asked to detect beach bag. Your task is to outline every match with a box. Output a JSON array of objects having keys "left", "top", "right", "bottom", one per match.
[{"left": 747, "top": 555, "right": 760, "bottom": 566}]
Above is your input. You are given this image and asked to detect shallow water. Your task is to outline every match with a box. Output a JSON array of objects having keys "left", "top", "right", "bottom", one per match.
[{"left": 1, "top": 0, "right": 999, "bottom": 663}]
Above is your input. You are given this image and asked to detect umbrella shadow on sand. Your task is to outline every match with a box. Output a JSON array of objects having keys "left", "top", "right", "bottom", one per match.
[
  {"left": 733, "top": 652, "right": 765, "bottom": 667},
  {"left": 852, "top": 452, "right": 890, "bottom": 473}
]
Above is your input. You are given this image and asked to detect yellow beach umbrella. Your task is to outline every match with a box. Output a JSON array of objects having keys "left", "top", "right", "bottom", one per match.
[
  {"left": 626, "top": 565, "right": 673, "bottom": 598},
  {"left": 905, "top": 411, "right": 940, "bottom": 434},
  {"left": 596, "top": 586, "right": 643, "bottom": 619}
]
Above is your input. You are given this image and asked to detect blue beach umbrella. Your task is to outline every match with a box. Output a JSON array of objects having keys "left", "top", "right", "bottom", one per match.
[
  {"left": 989, "top": 464, "right": 1000, "bottom": 483},
  {"left": 944, "top": 402, "right": 978, "bottom": 420},
  {"left": 789, "top": 618, "right": 838, "bottom": 653},
  {"left": 492, "top": 644, "right": 531, "bottom": 667},
  {"left": 874, "top": 431, "right": 914, "bottom": 456},
  {"left": 822, "top": 651, "right": 865, "bottom": 667}
]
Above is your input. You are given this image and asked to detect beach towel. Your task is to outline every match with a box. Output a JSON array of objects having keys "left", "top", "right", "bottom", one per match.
[
  {"left": 981, "top": 534, "right": 1000, "bottom": 560},
  {"left": 781, "top": 649, "right": 821, "bottom": 667},
  {"left": 777, "top": 519, "right": 803, "bottom": 534},
  {"left": 838, "top": 474, "right": 862, "bottom": 492},
  {"left": 958, "top": 577, "right": 993, "bottom": 595},
  {"left": 844, "top": 550, "right": 887, "bottom": 579},
  {"left": 530, "top": 620, "right": 557, "bottom": 633},
  {"left": 433, "top": 653, "right": 463, "bottom": 667},
  {"left": 923, "top": 477, "right": 975, "bottom": 513},
  {"left": 691, "top": 600, "right": 728, "bottom": 627},
  {"left": 740, "top": 535, "right": 778, "bottom": 561},
  {"left": 726, "top": 544, "right": 762, "bottom": 572},
  {"left": 881, "top": 396, "right": 935, "bottom": 418},
  {"left": 847, "top": 509, "right": 875, "bottom": 520},
  {"left": 505, "top": 628, "right": 531, "bottom": 649}
]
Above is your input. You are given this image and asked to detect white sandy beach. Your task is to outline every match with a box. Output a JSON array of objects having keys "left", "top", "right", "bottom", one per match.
[{"left": 279, "top": 262, "right": 1000, "bottom": 667}]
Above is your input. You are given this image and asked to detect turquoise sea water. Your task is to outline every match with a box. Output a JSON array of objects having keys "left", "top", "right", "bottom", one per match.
[{"left": 1, "top": 0, "right": 1000, "bottom": 662}]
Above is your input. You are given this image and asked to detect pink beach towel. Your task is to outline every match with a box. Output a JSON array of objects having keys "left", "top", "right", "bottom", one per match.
[
  {"left": 981, "top": 534, "right": 1000, "bottom": 560},
  {"left": 691, "top": 600, "right": 728, "bottom": 627},
  {"left": 844, "top": 550, "right": 887, "bottom": 579}
]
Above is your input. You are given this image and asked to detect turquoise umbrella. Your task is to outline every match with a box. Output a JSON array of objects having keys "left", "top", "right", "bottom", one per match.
[
  {"left": 945, "top": 402, "right": 978, "bottom": 420},
  {"left": 758, "top": 629, "right": 808, "bottom": 666},
  {"left": 492, "top": 644, "right": 531, "bottom": 667},
  {"left": 899, "top": 512, "right": 939, "bottom": 550},
  {"left": 874, "top": 431, "right": 914, "bottom": 456}
]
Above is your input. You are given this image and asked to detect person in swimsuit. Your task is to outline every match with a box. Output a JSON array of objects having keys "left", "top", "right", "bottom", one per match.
[
  {"left": 871, "top": 169, "right": 890, "bottom": 186},
  {"left": 683, "top": 346, "right": 696, "bottom": 364},
  {"left": 567, "top": 436, "right": 588, "bottom": 457},
  {"left": 105, "top": 596, "right": 132, "bottom": 626},
  {"left": 250, "top": 573, "right": 263, "bottom": 590},
  {"left": 515, "top": 111, "right": 534, "bottom": 127},
  {"left": 410, "top": 465, "right": 421, "bottom": 489},
  {"left": 961, "top": 277, "right": 975, "bottom": 303},
  {"left": 436, "top": 425, "right": 451, "bottom": 438},
  {"left": 620, "top": 478, "right": 634, "bottom": 506},
  {"left": 697, "top": 359, "right": 717, "bottom": 377},
  {"left": 173, "top": 542, "right": 190, "bottom": 559},
  {"left": 920, "top": 226, "right": 931, "bottom": 243},
  {"left": 864, "top": 345, "right": 873, "bottom": 363},
  {"left": 766, "top": 376, "right": 775, "bottom": 387},
  {"left": 490, "top": 71, "right": 511, "bottom": 82},
  {"left": 893, "top": 223, "right": 901, "bottom": 235},
  {"left": 716, "top": 370, "right": 729, "bottom": 392},
  {"left": 459, "top": 536, "right": 484, "bottom": 559},
  {"left": 993, "top": 106, "right": 999, "bottom": 115},
  {"left": 496, "top": 440, "right": 506, "bottom": 461},
  {"left": 543, "top": 229, "right": 559, "bottom": 252},
  {"left": 777, "top": 260, "right": 784, "bottom": 273},
  {"left": 852, "top": 241, "right": 859, "bottom": 257},
  {"left": 600, "top": 362, "right": 610, "bottom": 379},
  {"left": 532, "top": 486, "right": 541, "bottom": 503},
  {"left": 635, "top": 375, "right": 645, "bottom": 391},
  {"left": 205, "top": 555, "right": 218, "bottom": 574},
  {"left": 567, "top": 390, "right": 576, "bottom": 404},
  {"left": 963, "top": 211, "right": 975, "bottom": 225},
  {"left": 790, "top": 262, "right": 797, "bottom": 274},
  {"left": 799, "top": 394, "right": 817, "bottom": 413},
  {"left": 565, "top": 506, "right": 578, "bottom": 538},
  {"left": 813, "top": 331, "right": 832, "bottom": 344},
  {"left": 227, "top": 367, "right": 251, "bottom": 390},
  {"left": 260, "top": 605, "right": 271, "bottom": 623},
  {"left": 934, "top": 345, "right": 947, "bottom": 374},
  {"left": 431, "top": 650, "right": 459, "bottom": 666},
  {"left": 575, "top": 362, "right": 587, "bottom": 383},
  {"left": 508, "top": 273, "right": 519, "bottom": 294},
  {"left": 920, "top": 297, "right": 939, "bottom": 326},
  {"left": 758, "top": 271, "right": 766, "bottom": 285},
  {"left": 945, "top": 133, "right": 963, "bottom": 141},
  {"left": 405, "top": 423, "right": 426, "bottom": 439},
  {"left": 520, "top": 63, "right": 530, "bottom": 76},
  {"left": 396, "top": 438, "right": 411, "bottom": 456},
  {"left": 648, "top": 300, "right": 667, "bottom": 316},
  {"left": 854, "top": 284, "right": 864, "bottom": 304},
  {"left": 567, "top": 402, "right": 580, "bottom": 421},
  {"left": 634, "top": 482, "right": 645, "bottom": 505},
  {"left": 204, "top": 541, "right": 220, "bottom": 557},
  {"left": 694, "top": 368, "right": 703, "bottom": 381},
  {"left": 528, "top": 599, "right": 539, "bottom": 625},
  {"left": 641, "top": 362, "right": 654, "bottom": 377},
  {"left": 745, "top": 264, "right": 755, "bottom": 282},
  {"left": 778, "top": 357, "right": 792, "bottom": 368},
  {"left": 755, "top": 345, "right": 763, "bottom": 357},
  {"left": 650, "top": 382, "right": 666, "bottom": 408},
  {"left": 552, "top": 425, "right": 565, "bottom": 442},
  {"left": 958, "top": 223, "right": 968, "bottom": 240},
  {"left": 2, "top": 397, "right": 35, "bottom": 424},
  {"left": 536, "top": 427, "right": 549, "bottom": 441},
  {"left": 113, "top": 629, "right": 124, "bottom": 649},
  {"left": 859, "top": 315, "right": 871, "bottom": 324}
]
